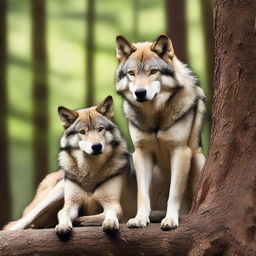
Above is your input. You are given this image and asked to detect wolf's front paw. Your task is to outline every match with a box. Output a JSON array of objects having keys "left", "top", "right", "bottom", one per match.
[
  {"left": 161, "top": 214, "right": 179, "bottom": 231},
  {"left": 102, "top": 218, "right": 119, "bottom": 233},
  {"left": 127, "top": 215, "right": 149, "bottom": 228},
  {"left": 55, "top": 224, "right": 72, "bottom": 240}
]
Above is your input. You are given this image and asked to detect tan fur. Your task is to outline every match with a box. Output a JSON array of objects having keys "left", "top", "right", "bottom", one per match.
[
  {"left": 4, "top": 170, "right": 64, "bottom": 230},
  {"left": 24, "top": 171, "right": 64, "bottom": 215},
  {"left": 4, "top": 97, "right": 136, "bottom": 237},
  {"left": 115, "top": 34, "right": 206, "bottom": 230},
  {"left": 4, "top": 34, "right": 206, "bottom": 234}
]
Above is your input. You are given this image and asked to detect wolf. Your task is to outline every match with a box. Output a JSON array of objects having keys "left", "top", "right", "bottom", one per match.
[
  {"left": 115, "top": 34, "right": 206, "bottom": 230},
  {"left": 4, "top": 96, "right": 136, "bottom": 238}
]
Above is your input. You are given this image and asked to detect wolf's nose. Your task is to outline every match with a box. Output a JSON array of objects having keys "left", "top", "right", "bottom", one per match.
[
  {"left": 135, "top": 88, "right": 147, "bottom": 101},
  {"left": 92, "top": 143, "right": 102, "bottom": 154}
]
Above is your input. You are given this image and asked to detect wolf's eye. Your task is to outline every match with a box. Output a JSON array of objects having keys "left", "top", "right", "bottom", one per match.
[
  {"left": 78, "top": 130, "right": 85, "bottom": 134},
  {"left": 150, "top": 69, "right": 158, "bottom": 75},
  {"left": 98, "top": 126, "right": 104, "bottom": 132},
  {"left": 128, "top": 71, "right": 135, "bottom": 76}
]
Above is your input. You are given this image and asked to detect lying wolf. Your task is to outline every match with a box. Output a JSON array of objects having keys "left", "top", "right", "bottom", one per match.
[
  {"left": 115, "top": 34, "right": 206, "bottom": 230},
  {"left": 4, "top": 96, "right": 138, "bottom": 239}
]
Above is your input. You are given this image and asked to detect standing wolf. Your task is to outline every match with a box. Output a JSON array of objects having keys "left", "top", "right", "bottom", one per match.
[{"left": 115, "top": 34, "right": 206, "bottom": 230}]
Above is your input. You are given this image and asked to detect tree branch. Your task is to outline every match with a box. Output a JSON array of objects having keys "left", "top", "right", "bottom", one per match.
[{"left": 0, "top": 224, "right": 186, "bottom": 256}]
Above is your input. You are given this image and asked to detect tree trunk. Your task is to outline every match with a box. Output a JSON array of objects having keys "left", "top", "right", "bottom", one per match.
[
  {"left": 1, "top": 0, "right": 255, "bottom": 255},
  {"left": 31, "top": 0, "right": 49, "bottom": 185},
  {"left": 0, "top": 0, "right": 11, "bottom": 228},
  {"left": 85, "top": 0, "right": 95, "bottom": 107},
  {"left": 189, "top": 0, "right": 256, "bottom": 253},
  {"left": 132, "top": 0, "right": 139, "bottom": 41},
  {"left": 165, "top": 0, "right": 187, "bottom": 63}
]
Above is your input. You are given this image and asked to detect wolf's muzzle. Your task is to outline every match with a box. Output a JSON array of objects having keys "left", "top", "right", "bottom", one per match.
[
  {"left": 135, "top": 88, "right": 147, "bottom": 102},
  {"left": 91, "top": 143, "right": 102, "bottom": 154}
]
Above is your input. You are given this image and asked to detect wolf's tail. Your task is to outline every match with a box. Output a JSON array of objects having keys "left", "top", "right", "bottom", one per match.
[
  {"left": 188, "top": 87, "right": 206, "bottom": 152},
  {"left": 74, "top": 213, "right": 105, "bottom": 226},
  {"left": 188, "top": 87, "right": 207, "bottom": 191}
]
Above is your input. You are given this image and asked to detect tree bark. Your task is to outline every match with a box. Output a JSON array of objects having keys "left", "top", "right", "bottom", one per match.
[
  {"left": 189, "top": 0, "right": 256, "bottom": 253},
  {"left": 85, "top": 0, "right": 95, "bottom": 107},
  {"left": 0, "top": 0, "right": 11, "bottom": 228},
  {"left": 0, "top": 224, "right": 196, "bottom": 256},
  {"left": 165, "top": 0, "right": 187, "bottom": 63},
  {"left": 31, "top": 0, "right": 49, "bottom": 185},
  {"left": 1, "top": 0, "right": 256, "bottom": 255},
  {"left": 0, "top": 225, "right": 186, "bottom": 256}
]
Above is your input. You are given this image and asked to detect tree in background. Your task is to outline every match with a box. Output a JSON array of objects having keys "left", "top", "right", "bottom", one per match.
[
  {"left": 85, "top": 0, "right": 95, "bottom": 107},
  {"left": 31, "top": 0, "right": 49, "bottom": 185},
  {"left": 200, "top": 0, "right": 214, "bottom": 121},
  {"left": 132, "top": 0, "right": 139, "bottom": 41},
  {"left": 0, "top": 0, "right": 11, "bottom": 228},
  {"left": 165, "top": 0, "right": 187, "bottom": 63}
]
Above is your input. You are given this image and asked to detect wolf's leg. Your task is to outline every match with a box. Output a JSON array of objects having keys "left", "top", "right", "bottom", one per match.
[
  {"left": 4, "top": 170, "right": 64, "bottom": 230},
  {"left": 55, "top": 202, "right": 79, "bottom": 240},
  {"left": 127, "top": 149, "right": 153, "bottom": 228},
  {"left": 161, "top": 146, "right": 192, "bottom": 230},
  {"left": 8, "top": 180, "right": 64, "bottom": 230},
  {"left": 23, "top": 170, "right": 64, "bottom": 216},
  {"left": 55, "top": 179, "right": 84, "bottom": 239},
  {"left": 101, "top": 201, "right": 122, "bottom": 232},
  {"left": 92, "top": 175, "right": 123, "bottom": 232}
]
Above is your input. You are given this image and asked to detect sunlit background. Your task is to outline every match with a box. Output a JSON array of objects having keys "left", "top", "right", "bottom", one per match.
[{"left": 1, "top": 0, "right": 213, "bottom": 224}]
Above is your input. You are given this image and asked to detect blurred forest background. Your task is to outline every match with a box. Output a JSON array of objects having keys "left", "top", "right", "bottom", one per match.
[{"left": 0, "top": 0, "right": 213, "bottom": 226}]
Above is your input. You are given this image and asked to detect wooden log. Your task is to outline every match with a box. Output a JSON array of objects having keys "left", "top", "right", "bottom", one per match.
[{"left": 0, "top": 223, "right": 186, "bottom": 256}]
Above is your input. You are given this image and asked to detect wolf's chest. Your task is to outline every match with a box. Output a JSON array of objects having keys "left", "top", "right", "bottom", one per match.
[
  {"left": 59, "top": 150, "right": 125, "bottom": 193},
  {"left": 64, "top": 170, "right": 102, "bottom": 193},
  {"left": 64, "top": 165, "right": 126, "bottom": 193},
  {"left": 129, "top": 115, "right": 192, "bottom": 150},
  {"left": 129, "top": 108, "right": 167, "bottom": 133}
]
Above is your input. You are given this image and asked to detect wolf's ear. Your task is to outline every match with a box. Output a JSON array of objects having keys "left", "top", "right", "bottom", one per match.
[
  {"left": 116, "top": 35, "right": 137, "bottom": 62},
  {"left": 58, "top": 106, "right": 78, "bottom": 128},
  {"left": 96, "top": 96, "right": 114, "bottom": 121},
  {"left": 151, "top": 34, "right": 174, "bottom": 59}
]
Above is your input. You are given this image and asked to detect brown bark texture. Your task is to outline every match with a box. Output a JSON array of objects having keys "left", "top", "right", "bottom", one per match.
[
  {"left": 31, "top": 0, "right": 49, "bottom": 185},
  {"left": 166, "top": 0, "right": 187, "bottom": 62},
  {"left": 0, "top": 224, "right": 202, "bottom": 256},
  {"left": 0, "top": 0, "right": 11, "bottom": 228},
  {"left": 189, "top": 0, "right": 256, "bottom": 254},
  {"left": 1, "top": 0, "right": 256, "bottom": 255}
]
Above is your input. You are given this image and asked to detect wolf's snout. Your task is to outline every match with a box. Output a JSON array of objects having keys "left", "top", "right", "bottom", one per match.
[
  {"left": 91, "top": 143, "right": 102, "bottom": 154},
  {"left": 135, "top": 88, "right": 147, "bottom": 101}
]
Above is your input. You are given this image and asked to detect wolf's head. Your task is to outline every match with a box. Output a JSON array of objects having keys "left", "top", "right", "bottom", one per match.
[
  {"left": 115, "top": 34, "right": 179, "bottom": 103},
  {"left": 58, "top": 96, "right": 121, "bottom": 156}
]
